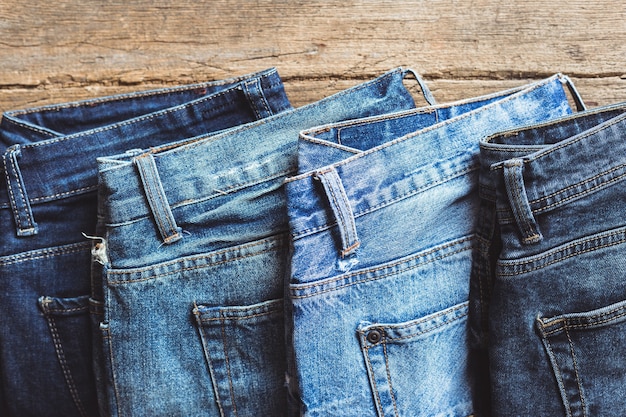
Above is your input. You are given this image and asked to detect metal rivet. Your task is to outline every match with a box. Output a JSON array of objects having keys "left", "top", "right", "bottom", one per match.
[{"left": 366, "top": 329, "right": 383, "bottom": 344}]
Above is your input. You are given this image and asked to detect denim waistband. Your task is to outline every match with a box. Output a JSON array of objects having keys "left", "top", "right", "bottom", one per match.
[
  {"left": 286, "top": 74, "right": 575, "bottom": 242},
  {"left": 487, "top": 105, "right": 626, "bottom": 234},
  {"left": 0, "top": 69, "right": 290, "bottom": 233},
  {"left": 1, "top": 68, "right": 285, "bottom": 144},
  {"left": 96, "top": 68, "right": 416, "bottom": 230}
]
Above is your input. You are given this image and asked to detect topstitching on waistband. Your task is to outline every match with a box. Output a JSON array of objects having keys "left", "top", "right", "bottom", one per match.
[{"left": 493, "top": 112, "right": 626, "bottom": 222}]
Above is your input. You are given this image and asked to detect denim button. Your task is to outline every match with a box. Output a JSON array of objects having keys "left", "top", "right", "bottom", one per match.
[{"left": 366, "top": 329, "right": 383, "bottom": 344}]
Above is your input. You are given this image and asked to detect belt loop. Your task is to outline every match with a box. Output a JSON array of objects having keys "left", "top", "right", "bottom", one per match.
[
  {"left": 559, "top": 74, "right": 587, "bottom": 112},
  {"left": 242, "top": 77, "right": 273, "bottom": 120},
  {"left": 313, "top": 167, "right": 360, "bottom": 257},
  {"left": 3, "top": 145, "right": 38, "bottom": 237},
  {"left": 134, "top": 153, "right": 182, "bottom": 244},
  {"left": 502, "top": 159, "right": 543, "bottom": 244},
  {"left": 403, "top": 68, "right": 437, "bottom": 106}
]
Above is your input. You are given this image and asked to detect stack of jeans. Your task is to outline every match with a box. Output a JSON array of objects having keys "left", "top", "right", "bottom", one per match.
[{"left": 1, "top": 65, "right": 625, "bottom": 417}]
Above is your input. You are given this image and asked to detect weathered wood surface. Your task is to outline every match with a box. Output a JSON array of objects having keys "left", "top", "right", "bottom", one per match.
[{"left": 1, "top": 0, "right": 625, "bottom": 112}]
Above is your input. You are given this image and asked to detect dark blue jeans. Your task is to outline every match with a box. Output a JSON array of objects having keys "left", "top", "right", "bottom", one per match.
[
  {"left": 0, "top": 68, "right": 291, "bottom": 417},
  {"left": 478, "top": 102, "right": 626, "bottom": 416}
]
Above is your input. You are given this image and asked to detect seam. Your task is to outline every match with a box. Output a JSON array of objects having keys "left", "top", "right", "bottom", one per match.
[
  {"left": 44, "top": 314, "right": 88, "bottom": 417},
  {"left": 363, "top": 344, "right": 385, "bottom": 416},
  {"left": 107, "top": 246, "right": 280, "bottom": 284},
  {"left": 8, "top": 70, "right": 276, "bottom": 116},
  {"left": 565, "top": 327, "right": 587, "bottom": 417},
  {"left": 531, "top": 168, "right": 626, "bottom": 215},
  {"left": 220, "top": 316, "right": 239, "bottom": 417},
  {"left": 137, "top": 154, "right": 178, "bottom": 240},
  {"left": 290, "top": 75, "right": 559, "bottom": 182},
  {"left": 0, "top": 242, "right": 91, "bottom": 266},
  {"left": 382, "top": 341, "right": 399, "bottom": 417},
  {"left": 544, "top": 338, "right": 573, "bottom": 417},
  {"left": 292, "top": 235, "right": 473, "bottom": 291},
  {"left": 156, "top": 69, "right": 405, "bottom": 155},
  {"left": 17, "top": 81, "right": 262, "bottom": 149},
  {"left": 366, "top": 303, "right": 469, "bottom": 332},
  {"left": 291, "top": 244, "right": 472, "bottom": 299},
  {"left": 543, "top": 310, "right": 626, "bottom": 335},
  {"left": 199, "top": 309, "right": 280, "bottom": 322},
  {"left": 107, "top": 237, "right": 279, "bottom": 275},
  {"left": 4, "top": 150, "right": 33, "bottom": 230},
  {"left": 193, "top": 308, "right": 226, "bottom": 417},
  {"left": 293, "top": 163, "right": 478, "bottom": 238},
  {"left": 498, "top": 233, "right": 626, "bottom": 276},
  {"left": 378, "top": 310, "right": 469, "bottom": 343}
]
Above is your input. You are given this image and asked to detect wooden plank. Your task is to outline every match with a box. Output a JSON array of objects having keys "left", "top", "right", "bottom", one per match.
[
  {"left": 1, "top": 0, "right": 625, "bottom": 112},
  {"left": 1, "top": 77, "right": 624, "bottom": 114}
]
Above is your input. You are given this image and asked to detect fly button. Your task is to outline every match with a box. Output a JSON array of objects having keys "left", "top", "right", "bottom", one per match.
[{"left": 366, "top": 329, "right": 384, "bottom": 344}]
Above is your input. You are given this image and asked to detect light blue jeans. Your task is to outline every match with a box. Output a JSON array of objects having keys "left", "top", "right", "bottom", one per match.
[
  {"left": 285, "top": 74, "right": 580, "bottom": 416},
  {"left": 92, "top": 68, "right": 422, "bottom": 416}
]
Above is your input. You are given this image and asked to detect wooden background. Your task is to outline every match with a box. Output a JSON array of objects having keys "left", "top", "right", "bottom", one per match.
[{"left": 1, "top": 0, "right": 625, "bottom": 113}]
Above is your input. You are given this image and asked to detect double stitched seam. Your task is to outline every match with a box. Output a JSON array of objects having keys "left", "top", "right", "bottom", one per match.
[
  {"left": 101, "top": 325, "right": 122, "bottom": 417},
  {"left": 220, "top": 316, "right": 239, "bottom": 417},
  {"left": 107, "top": 247, "right": 279, "bottom": 284},
  {"left": 291, "top": 236, "right": 472, "bottom": 294},
  {"left": 529, "top": 114, "right": 626, "bottom": 160},
  {"left": 362, "top": 343, "right": 385, "bottom": 416},
  {"left": 382, "top": 341, "right": 399, "bottom": 417},
  {"left": 43, "top": 312, "right": 88, "bottom": 417},
  {"left": 543, "top": 338, "right": 573, "bottom": 417},
  {"left": 565, "top": 327, "right": 587, "bottom": 416},
  {"left": 193, "top": 307, "right": 227, "bottom": 417},
  {"left": 498, "top": 236, "right": 626, "bottom": 277},
  {"left": 293, "top": 164, "right": 478, "bottom": 238},
  {"left": 201, "top": 309, "right": 279, "bottom": 322},
  {"left": 6, "top": 71, "right": 274, "bottom": 117},
  {"left": 137, "top": 154, "right": 179, "bottom": 241},
  {"left": 530, "top": 167, "right": 626, "bottom": 215},
  {"left": 505, "top": 160, "right": 538, "bottom": 243},
  {"left": 0, "top": 242, "right": 91, "bottom": 266},
  {"left": 292, "top": 245, "right": 470, "bottom": 298},
  {"left": 2, "top": 117, "right": 60, "bottom": 136},
  {"left": 380, "top": 309, "right": 469, "bottom": 344},
  {"left": 317, "top": 169, "right": 358, "bottom": 254},
  {"left": 4, "top": 150, "right": 32, "bottom": 231},
  {"left": 543, "top": 310, "right": 626, "bottom": 336},
  {"left": 107, "top": 238, "right": 277, "bottom": 274},
  {"left": 290, "top": 76, "right": 558, "bottom": 183},
  {"left": 19, "top": 85, "right": 251, "bottom": 148},
  {"left": 158, "top": 69, "right": 405, "bottom": 155}
]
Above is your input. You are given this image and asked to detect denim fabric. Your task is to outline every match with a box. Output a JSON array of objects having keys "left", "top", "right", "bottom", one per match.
[
  {"left": 0, "top": 68, "right": 291, "bottom": 417},
  {"left": 285, "top": 74, "right": 579, "bottom": 417},
  {"left": 92, "top": 68, "right": 419, "bottom": 417},
  {"left": 479, "top": 103, "right": 626, "bottom": 416}
]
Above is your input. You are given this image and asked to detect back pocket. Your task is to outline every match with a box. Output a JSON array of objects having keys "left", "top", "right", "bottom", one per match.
[
  {"left": 536, "top": 299, "right": 626, "bottom": 416},
  {"left": 358, "top": 301, "right": 474, "bottom": 417},
  {"left": 38, "top": 295, "right": 99, "bottom": 417},
  {"left": 193, "top": 298, "right": 287, "bottom": 417}
]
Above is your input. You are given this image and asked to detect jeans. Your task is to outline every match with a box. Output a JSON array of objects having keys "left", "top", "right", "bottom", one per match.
[
  {"left": 479, "top": 102, "right": 626, "bottom": 416},
  {"left": 285, "top": 74, "right": 580, "bottom": 416},
  {"left": 0, "top": 68, "right": 291, "bottom": 417},
  {"left": 91, "top": 68, "right": 420, "bottom": 416}
]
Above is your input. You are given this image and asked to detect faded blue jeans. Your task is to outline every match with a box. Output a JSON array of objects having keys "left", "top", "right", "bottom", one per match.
[
  {"left": 0, "top": 68, "right": 291, "bottom": 417},
  {"left": 91, "top": 68, "right": 424, "bottom": 416},
  {"left": 480, "top": 102, "right": 626, "bottom": 416},
  {"left": 285, "top": 74, "right": 581, "bottom": 416}
]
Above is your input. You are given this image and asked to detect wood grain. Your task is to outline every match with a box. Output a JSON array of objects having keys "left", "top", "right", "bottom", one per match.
[{"left": 1, "top": 0, "right": 625, "bottom": 112}]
